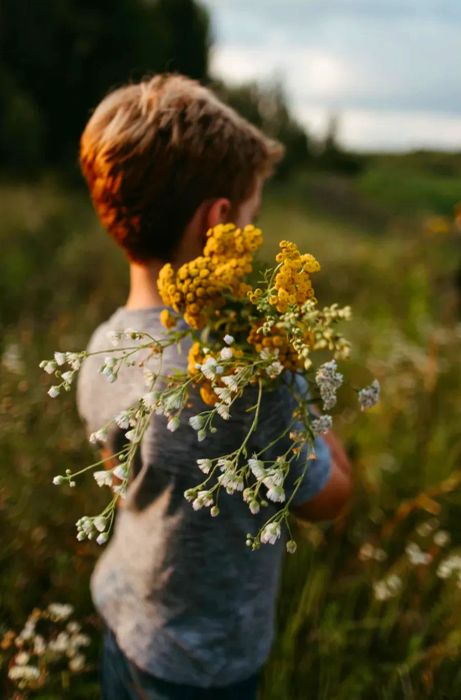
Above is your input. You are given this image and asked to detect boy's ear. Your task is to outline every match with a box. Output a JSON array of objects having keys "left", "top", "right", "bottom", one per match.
[
  {"left": 175, "top": 197, "right": 233, "bottom": 264},
  {"left": 205, "top": 198, "right": 232, "bottom": 229}
]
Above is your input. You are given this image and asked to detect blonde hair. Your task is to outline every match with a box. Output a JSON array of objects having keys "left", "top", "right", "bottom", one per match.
[{"left": 80, "top": 73, "right": 284, "bottom": 262}]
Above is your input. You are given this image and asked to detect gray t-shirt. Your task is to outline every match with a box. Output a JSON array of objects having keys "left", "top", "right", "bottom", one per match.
[{"left": 76, "top": 306, "right": 331, "bottom": 688}]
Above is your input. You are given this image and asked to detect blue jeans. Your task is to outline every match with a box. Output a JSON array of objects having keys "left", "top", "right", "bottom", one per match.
[{"left": 101, "top": 625, "right": 261, "bottom": 700}]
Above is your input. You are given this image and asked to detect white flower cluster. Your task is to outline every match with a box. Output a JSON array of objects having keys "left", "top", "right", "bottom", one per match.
[
  {"left": 93, "top": 462, "right": 128, "bottom": 494},
  {"left": 405, "top": 542, "right": 432, "bottom": 566},
  {"left": 76, "top": 514, "right": 110, "bottom": 545},
  {"left": 189, "top": 362, "right": 251, "bottom": 441},
  {"left": 437, "top": 554, "right": 461, "bottom": 584},
  {"left": 140, "top": 384, "right": 189, "bottom": 434},
  {"left": 358, "top": 379, "right": 381, "bottom": 410},
  {"left": 249, "top": 455, "right": 288, "bottom": 504},
  {"left": 299, "top": 301, "right": 352, "bottom": 360},
  {"left": 315, "top": 359, "right": 343, "bottom": 410},
  {"left": 373, "top": 574, "right": 402, "bottom": 601},
  {"left": 40, "top": 351, "right": 84, "bottom": 397},
  {"left": 258, "top": 347, "right": 284, "bottom": 377},
  {"left": 358, "top": 542, "right": 387, "bottom": 562},
  {"left": 260, "top": 521, "right": 281, "bottom": 544},
  {"left": 184, "top": 451, "right": 291, "bottom": 530},
  {"left": 311, "top": 414, "right": 333, "bottom": 435},
  {"left": 217, "top": 463, "right": 245, "bottom": 493},
  {"left": 433, "top": 530, "right": 451, "bottom": 547},
  {"left": 7, "top": 604, "right": 91, "bottom": 690},
  {"left": 106, "top": 328, "right": 147, "bottom": 345},
  {"left": 47, "top": 603, "right": 74, "bottom": 621},
  {"left": 416, "top": 517, "right": 439, "bottom": 537},
  {"left": 99, "top": 355, "right": 119, "bottom": 383}
]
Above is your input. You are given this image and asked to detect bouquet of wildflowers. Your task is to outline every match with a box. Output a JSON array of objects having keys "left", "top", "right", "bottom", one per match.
[{"left": 41, "top": 223, "right": 380, "bottom": 552}]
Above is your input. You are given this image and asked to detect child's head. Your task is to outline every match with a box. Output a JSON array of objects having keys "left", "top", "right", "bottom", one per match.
[{"left": 80, "top": 73, "right": 284, "bottom": 264}]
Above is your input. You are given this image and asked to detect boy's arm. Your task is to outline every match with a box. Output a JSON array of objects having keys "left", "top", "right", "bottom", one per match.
[{"left": 291, "top": 429, "right": 352, "bottom": 522}]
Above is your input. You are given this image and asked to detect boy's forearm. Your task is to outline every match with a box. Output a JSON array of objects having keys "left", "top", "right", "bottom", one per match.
[
  {"left": 291, "top": 426, "right": 353, "bottom": 523},
  {"left": 322, "top": 430, "right": 352, "bottom": 478}
]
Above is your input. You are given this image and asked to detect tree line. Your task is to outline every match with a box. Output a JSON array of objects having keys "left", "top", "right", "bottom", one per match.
[{"left": 0, "top": 0, "right": 360, "bottom": 178}]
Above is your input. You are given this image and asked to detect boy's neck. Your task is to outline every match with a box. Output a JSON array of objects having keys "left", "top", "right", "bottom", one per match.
[{"left": 125, "top": 260, "right": 165, "bottom": 310}]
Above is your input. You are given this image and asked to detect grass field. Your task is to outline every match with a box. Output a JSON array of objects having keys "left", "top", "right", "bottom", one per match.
[{"left": 1, "top": 155, "right": 461, "bottom": 698}]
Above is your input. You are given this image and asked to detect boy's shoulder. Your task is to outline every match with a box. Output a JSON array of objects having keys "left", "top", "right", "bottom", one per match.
[{"left": 76, "top": 306, "right": 169, "bottom": 434}]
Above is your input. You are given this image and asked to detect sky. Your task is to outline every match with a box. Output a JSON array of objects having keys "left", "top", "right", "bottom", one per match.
[{"left": 202, "top": 0, "right": 461, "bottom": 152}]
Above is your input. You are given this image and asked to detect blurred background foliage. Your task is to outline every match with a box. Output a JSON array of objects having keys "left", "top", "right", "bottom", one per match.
[{"left": 1, "top": 1, "right": 461, "bottom": 698}]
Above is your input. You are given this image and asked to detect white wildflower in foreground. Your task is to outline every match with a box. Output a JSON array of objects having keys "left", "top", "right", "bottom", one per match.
[
  {"left": 200, "top": 357, "right": 218, "bottom": 380},
  {"left": 54, "top": 352, "right": 66, "bottom": 366},
  {"left": 358, "top": 379, "right": 381, "bottom": 410},
  {"left": 93, "top": 470, "right": 113, "bottom": 488},
  {"left": 40, "top": 360, "right": 57, "bottom": 374},
  {"left": 115, "top": 410, "right": 132, "bottom": 429},
  {"left": 221, "top": 374, "right": 239, "bottom": 392},
  {"left": 89, "top": 428, "right": 108, "bottom": 445},
  {"left": 192, "top": 490, "right": 214, "bottom": 511},
  {"left": 167, "top": 416, "right": 180, "bottom": 432},
  {"left": 216, "top": 403, "right": 231, "bottom": 420},
  {"left": 189, "top": 415, "right": 205, "bottom": 431},
  {"left": 260, "top": 522, "right": 281, "bottom": 545},
  {"left": 266, "top": 485, "right": 285, "bottom": 503},
  {"left": 220, "top": 347, "right": 233, "bottom": 360},
  {"left": 265, "top": 361, "right": 283, "bottom": 378},
  {"left": 248, "top": 457, "right": 266, "bottom": 480},
  {"left": 197, "top": 458, "right": 212, "bottom": 474}
]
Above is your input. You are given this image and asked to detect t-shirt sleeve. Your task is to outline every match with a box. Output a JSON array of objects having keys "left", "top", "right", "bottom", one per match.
[{"left": 282, "top": 373, "right": 332, "bottom": 507}]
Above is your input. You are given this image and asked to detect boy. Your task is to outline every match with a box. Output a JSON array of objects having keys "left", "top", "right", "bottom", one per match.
[{"left": 77, "top": 73, "right": 352, "bottom": 700}]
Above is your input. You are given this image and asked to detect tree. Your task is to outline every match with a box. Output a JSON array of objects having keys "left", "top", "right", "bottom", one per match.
[{"left": 0, "top": 0, "right": 211, "bottom": 171}]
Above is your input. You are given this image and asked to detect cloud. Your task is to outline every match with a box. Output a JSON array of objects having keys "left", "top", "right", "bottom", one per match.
[
  {"left": 203, "top": 0, "right": 461, "bottom": 149},
  {"left": 297, "top": 107, "right": 461, "bottom": 151},
  {"left": 210, "top": 45, "right": 363, "bottom": 98}
]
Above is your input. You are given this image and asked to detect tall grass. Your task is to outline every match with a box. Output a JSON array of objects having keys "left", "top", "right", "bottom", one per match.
[{"left": 1, "top": 165, "right": 461, "bottom": 698}]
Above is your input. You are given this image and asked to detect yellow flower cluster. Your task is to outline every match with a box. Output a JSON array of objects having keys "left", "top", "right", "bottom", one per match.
[
  {"left": 159, "top": 309, "right": 176, "bottom": 329},
  {"left": 270, "top": 240, "right": 320, "bottom": 313},
  {"left": 247, "top": 324, "right": 314, "bottom": 372},
  {"left": 157, "top": 223, "right": 262, "bottom": 329},
  {"left": 187, "top": 342, "right": 218, "bottom": 405}
]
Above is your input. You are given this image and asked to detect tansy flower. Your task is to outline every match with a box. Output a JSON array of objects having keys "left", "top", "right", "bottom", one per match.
[
  {"left": 271, "top": 240, "right": 320, "bottom": 313},
  {"left": 159, "top": 309, "right": 177, "bottom": 329},
  {"left": 157, "top": 223, "right": 262, "bottom": 329},
  {"left": 247, "top": 323, "right": 314, "bottom": 372}
]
